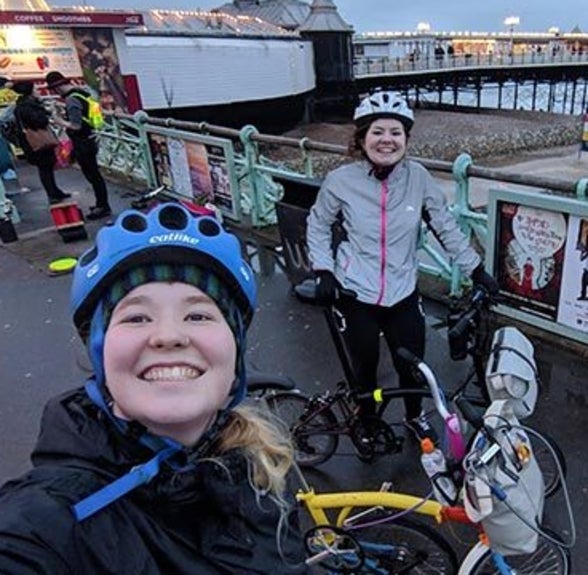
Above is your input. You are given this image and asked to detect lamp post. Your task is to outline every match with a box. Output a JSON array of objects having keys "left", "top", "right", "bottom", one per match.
[{"left": 504, "top": 16, "right": 520, "bottom": 62}]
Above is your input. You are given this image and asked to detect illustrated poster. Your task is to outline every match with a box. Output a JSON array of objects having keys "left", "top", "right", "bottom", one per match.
[{"left": 495, "top": 202, "right": 567, "bottom": 321}]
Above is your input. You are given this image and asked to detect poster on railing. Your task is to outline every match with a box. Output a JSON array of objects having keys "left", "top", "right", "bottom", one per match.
[
  {"left": 488, "top": 189, "right": 588, "bottom": 343},
  {"left": 555, "top": 215, "right": 588, "bottom": 331},
  {"left": 146, "top": 128, "right": 241, "bottom": 220},
  {"left": 493, "top": 201, "right": 566, "bottom": 321}
]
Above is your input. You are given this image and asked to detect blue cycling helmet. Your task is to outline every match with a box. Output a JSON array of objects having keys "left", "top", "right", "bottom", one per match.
[{"left": 71, "top": 202, "right": 256, "bottom": 338}]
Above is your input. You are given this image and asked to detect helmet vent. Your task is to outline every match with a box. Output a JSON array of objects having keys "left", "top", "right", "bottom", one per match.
[
  {"left": 121, "top": 214, "right": 147, "bottom": 232},
  {"left": 198, "top": 218, "right": 221, "bottom": 237},
  {"left": 79, "top": 246, "right": 98, "bottom": 266},
  {"left": 159, "top": 205, "right": 188, "bottom": 230}
]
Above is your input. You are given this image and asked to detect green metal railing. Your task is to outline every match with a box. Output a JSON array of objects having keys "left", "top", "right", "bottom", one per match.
[{"left": 90, "top": 111, "right": 588, "bottom": 295}]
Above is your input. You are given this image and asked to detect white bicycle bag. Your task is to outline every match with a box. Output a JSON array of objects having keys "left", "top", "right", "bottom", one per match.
[{"left": 463, "top": 400, "right": 545, "bottom": 556}]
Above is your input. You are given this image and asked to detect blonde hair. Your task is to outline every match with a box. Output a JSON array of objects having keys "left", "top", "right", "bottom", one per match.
[
  {"left": 202, "top": 404, "right": 303, "bottom": 565},
  {"left": 216, "top": 403, "right": 295, "bottom": 504}
]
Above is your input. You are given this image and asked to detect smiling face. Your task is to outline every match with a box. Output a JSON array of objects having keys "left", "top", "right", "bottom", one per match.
[
  {"left": 360, "top": 118, "right": 407, "bottom": 167},
  {"left": 103, "top": 281, "right": 237, "bottom": 446}
]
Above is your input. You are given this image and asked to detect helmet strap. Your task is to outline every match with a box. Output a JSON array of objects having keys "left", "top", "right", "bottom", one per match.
[
  {"left": 88, "top": 301, "right": 106, "bottom": 385},
  {"left": 228, "top": 311, "right": 248, "bottom": 407}
]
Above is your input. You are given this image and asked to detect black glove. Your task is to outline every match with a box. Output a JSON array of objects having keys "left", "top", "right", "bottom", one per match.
[
  {"left": 471, "top": 263, "right": 499, "bottom": 296},
  {"left": 315, "top": 270, "right": 339, "bottom": 304}
]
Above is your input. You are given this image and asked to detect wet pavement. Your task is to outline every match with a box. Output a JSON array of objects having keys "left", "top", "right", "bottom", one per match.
[{"left": 0, "top": 159, "right": 585, "bottom": 567}]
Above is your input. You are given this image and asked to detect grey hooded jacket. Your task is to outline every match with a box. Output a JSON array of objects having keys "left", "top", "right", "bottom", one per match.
[{"left": 307, "top": 158, "right": 480, "bottom": 306}]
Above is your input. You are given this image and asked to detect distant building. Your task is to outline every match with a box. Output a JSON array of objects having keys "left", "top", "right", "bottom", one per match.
[
  {"left": 216, "top": 0, "right": 312, "bottom": 31},
  {"left": 124, "top": 8, "right": 315, "bottom": 129}
]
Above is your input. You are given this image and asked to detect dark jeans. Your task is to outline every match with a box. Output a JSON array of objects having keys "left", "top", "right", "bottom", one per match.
[
  {"left": 336, "top": 290, "right": 426, "bottom": 420},
  {"left": 30, "top": 148, "right": 65, "bottom": 202},
  {"left": 72, "top": 137, "right": 109, "bottom": 209}
]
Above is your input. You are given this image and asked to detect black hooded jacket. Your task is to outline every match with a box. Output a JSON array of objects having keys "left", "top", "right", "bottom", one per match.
[{"left": 0, "top": 389, "right": 309, "bottom": 574}]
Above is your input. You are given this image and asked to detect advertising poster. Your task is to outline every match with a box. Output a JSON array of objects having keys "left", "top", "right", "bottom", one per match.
[
  {"left": 556, "top": 216, "right": 588, "bottom": 332},
  {"left": 146, "top": 128, "right": 240, "bottom": 220},
  {"left": 0, "top": 28, "right": 82, "bottom": 80},
  {"left": 495, "top": 201, "right": 568, "bottom": 320},
  {"left": 185, "top": 141, "right": 214, "bottom": 203},
  {"left": 148, "top": 133, "right": 173, "bottom": 189},
  {"left": 167, "top": 137, "right": 193, "bottom": 196},
  {"left": 206, "top": 143, "right": 234, "bottom": 212},
  {"left": 72, "top": 28, "right": 128, "bottom": 113}
]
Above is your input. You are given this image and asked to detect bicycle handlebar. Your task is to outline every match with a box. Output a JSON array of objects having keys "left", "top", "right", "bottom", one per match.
[
  {"left": 397, "top": 347, "right": 466, "bottom": 460},
  {"left": 396, "top": 348, "right": 451, "bottom": 421},
  {"left": 447, "top": 285, "right": 492, "bottom": 341},
  {"left": 454, "top": 395, "right": 484, "bottom": 429}
]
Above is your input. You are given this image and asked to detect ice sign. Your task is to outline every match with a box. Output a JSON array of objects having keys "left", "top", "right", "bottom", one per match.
[{"left": 513, "top": 206, "right": 566, "bottom": 258}]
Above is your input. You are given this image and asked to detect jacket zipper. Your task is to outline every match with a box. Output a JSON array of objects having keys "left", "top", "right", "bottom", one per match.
[{"left": 376, "top": 179, "right": 388, "bottom": 305}]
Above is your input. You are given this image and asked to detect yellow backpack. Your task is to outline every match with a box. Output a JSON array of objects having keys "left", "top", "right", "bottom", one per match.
[{"left": 72, "top": 93, "right": 104, "bottom": 130}]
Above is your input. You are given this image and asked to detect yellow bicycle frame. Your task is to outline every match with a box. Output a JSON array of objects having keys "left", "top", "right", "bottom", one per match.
[{"left": 297, "top": 488, "right": 444, "bottom": 529}]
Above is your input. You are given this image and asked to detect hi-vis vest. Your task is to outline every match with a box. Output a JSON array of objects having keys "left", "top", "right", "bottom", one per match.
[{"left": 71, "top": 93, "right": 104, "bottom": 130}]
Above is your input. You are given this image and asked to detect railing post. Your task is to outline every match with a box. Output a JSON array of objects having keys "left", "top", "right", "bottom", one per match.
[
  {"left": 240, "top": 124, "right": 263, "bottom": 226},
  {"left": 133, "top": 110, "right": 157, "bottom": 188},
  {"left": 299, "top": 137, "right": 314, "bottom": 177},
  {"left": 450, "top": 152, "right": 475, "bottom": 296},
  {"left": 575, "top": 178, "right": 588, "bottom": 199}
]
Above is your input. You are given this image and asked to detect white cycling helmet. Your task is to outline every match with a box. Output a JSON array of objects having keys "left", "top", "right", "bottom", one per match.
[{"left": 353, "top": 91, "right": 414, "bottom": 130}]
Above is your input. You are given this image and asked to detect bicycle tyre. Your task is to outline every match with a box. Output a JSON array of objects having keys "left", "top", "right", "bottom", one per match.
[
  {"left": 459, "top": 530, "right": 570, "bottom": 575},
  {"left": 266, "top": 392, "right": 339, "bottom": 467},
  {"left": 531, "top": 431, "right": 567, "bottom": 498},
  {"left": 348, "top": 515, "right": 459, "bottom": 574}
]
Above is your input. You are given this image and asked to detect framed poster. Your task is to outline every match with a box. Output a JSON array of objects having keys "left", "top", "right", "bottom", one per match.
[
  {"left": 487, "top": 188, "right": 588, "bottom": 344},
  {"left": 146, "top": 127, "right": 241, "bottom": 221}
]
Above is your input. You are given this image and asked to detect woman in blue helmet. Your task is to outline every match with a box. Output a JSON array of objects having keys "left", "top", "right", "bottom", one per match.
[
  {"left": 306, "top": 91, "right": 499, "bottom": 446},
  {"left": 0, "top": 203, "right": 309, "bottom": 574}
]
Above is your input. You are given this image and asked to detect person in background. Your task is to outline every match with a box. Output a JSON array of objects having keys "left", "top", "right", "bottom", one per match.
[
  {"left": 12, "top": 81, "right": 71, "bottom": 205},
  {"left": 44, "top": 71, "right": 111, "bottom": 220},
  {"left": 0, "top": 203, "right": 308, "bottom": 574},
  {"left": 306, "top": 91, "right": 498, "bottom": 445}
]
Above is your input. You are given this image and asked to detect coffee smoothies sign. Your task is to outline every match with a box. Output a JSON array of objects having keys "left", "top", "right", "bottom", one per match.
[{"left": 0, "top": 9, "right": 143, "bottom": 113}]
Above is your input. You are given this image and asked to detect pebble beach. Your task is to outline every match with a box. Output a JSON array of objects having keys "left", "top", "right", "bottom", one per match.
[{"left": 274, "top": 107, "right": 584, "bottom": 178}]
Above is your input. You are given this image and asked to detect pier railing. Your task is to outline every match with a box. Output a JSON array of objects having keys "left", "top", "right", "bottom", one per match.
[
  {"left": 90, "top": 111, "right": 588, "bottom": 298},
  {"left": 354, "top": 51, "right": 588, "bottom": 77}
]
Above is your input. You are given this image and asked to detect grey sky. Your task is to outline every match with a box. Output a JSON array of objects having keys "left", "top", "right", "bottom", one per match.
[{"left": 50, "top": 1, "right": 586, "bottom": 34}]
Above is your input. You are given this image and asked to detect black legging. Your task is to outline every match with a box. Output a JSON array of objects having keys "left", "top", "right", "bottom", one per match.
[{"left": 336, "top": 290, "right": 426, "bottom": 420}]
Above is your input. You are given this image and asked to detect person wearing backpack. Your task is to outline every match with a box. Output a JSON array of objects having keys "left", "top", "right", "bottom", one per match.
[
  {"left": 45, "top": 71, "right": 111, "bottom": 220},
  {"left": 12, "top": 81, "right": 71, "bottom": 205}
]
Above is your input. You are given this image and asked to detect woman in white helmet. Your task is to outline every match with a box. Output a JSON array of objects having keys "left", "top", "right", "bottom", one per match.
[{"left": 306, "top": 91, "right": 498, "bottom": 444}]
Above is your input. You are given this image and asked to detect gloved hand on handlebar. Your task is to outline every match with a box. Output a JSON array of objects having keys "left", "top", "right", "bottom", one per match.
[
  {"left": 471, "top": 263, "right": 499, "bottom": 295},
  {"left": 315, "top": 270, "right": 340, "bottom": 305}
]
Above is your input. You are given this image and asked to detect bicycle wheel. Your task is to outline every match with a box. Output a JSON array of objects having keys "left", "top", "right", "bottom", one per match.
[
  {"left": 531, "top": 431, "right": 567, "bottom": 498},
  {"left": 266, "top": 392, "right": 339, "bottom": 467},
  {"left": 349, "top": 516, "right": 459, "bottom": 574},
  {"left": 460, "top": 532, "right": 570, "bottom": 574}
]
